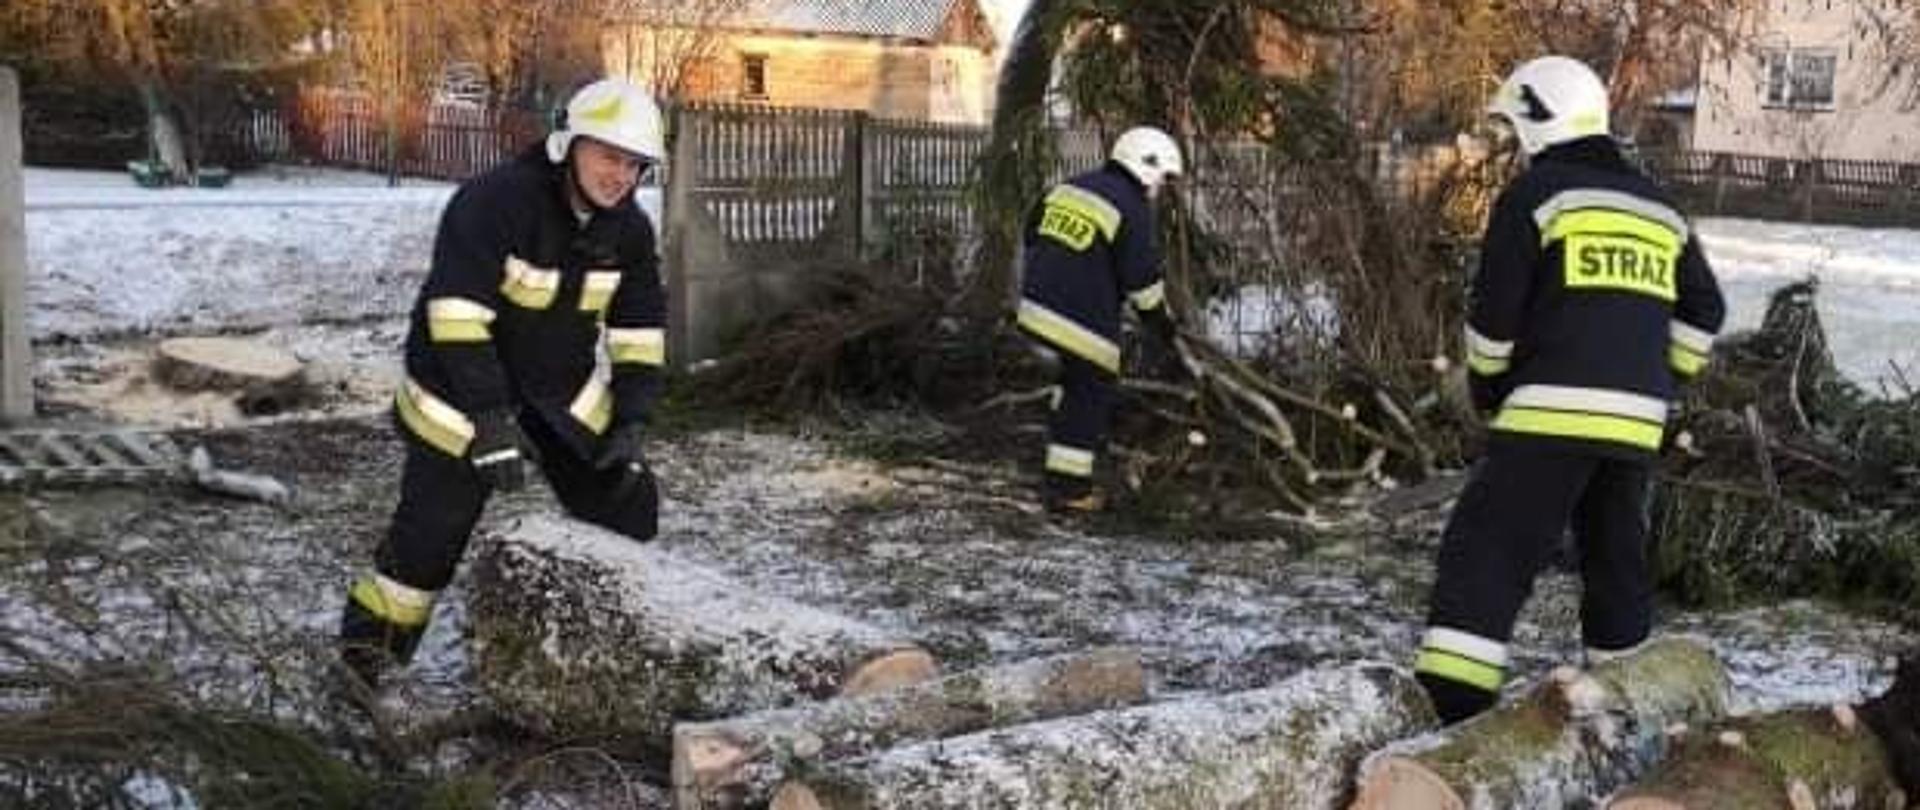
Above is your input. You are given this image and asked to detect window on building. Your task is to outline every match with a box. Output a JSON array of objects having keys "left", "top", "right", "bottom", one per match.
[
  {"left": 1763, "top": 48, "right": 1838, "bottom": 110},
  {"left": 742, "top": 54, "right": 769, "bottom": 100}
]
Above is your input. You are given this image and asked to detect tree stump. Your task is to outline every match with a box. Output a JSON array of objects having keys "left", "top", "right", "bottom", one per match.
[{"left": 152, "top": 336, "right": 308, "bottom": 413}]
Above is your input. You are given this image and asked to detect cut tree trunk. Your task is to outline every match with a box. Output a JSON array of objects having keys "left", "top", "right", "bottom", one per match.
[
  {"left": 673, "top": 647, "right": 1149, "bottom": 809},
  {"left": 1350, "top": 638, "right": 1731, "bottom": 810},
  {"left": 769, "top": 664, "right": 1436, "bottom": 810},
  {"left": 1605, "top": 704, "right": 1906, "bottom": 810},
  {"left": 470, "top": 515, "right": 938, "bottom": 753},
  {"left": 153, "top": 336, "right": 308, "bottom": 412}
]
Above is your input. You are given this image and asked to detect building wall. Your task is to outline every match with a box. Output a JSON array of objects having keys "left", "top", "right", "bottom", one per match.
[
  {"left": 1693, "top": 0, "right": 1920, "bottom": 162},
  {"left": 607, "top": 28, "right": 996, "bottom": 123}
]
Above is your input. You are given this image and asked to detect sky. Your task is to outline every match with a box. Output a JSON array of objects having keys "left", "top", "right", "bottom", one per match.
[{"left": 978, "top": 0, "right": 1034, "bottom": 53}]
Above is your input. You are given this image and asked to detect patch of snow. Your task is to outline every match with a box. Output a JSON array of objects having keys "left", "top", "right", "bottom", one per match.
[
  {"left": 1699, "top": 218, "right": 1920, "bottom": 388},
  {"left": 1205, "top": 283, "right": 1340, "bottom": 359},
  {"left": 24, "top": 167, "right": 450, "bottom": 341}
]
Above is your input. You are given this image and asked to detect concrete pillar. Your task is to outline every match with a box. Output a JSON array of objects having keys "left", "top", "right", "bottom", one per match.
[{"left": 0, "top": 67, "right": 31, "bottom": 422}]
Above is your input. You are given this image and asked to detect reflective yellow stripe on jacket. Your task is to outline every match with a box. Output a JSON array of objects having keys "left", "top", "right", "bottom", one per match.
[
  {"left": 581, "top": 271, "right": 621, "bottom": 313},
  {"left": 1669, "top": 320, "right": 1716, "bottom": 378},
  {"left": 569, "top": 374, "right": 614, "bottom": 435},
  {"left": 1016, "top": 300, "right": 1120, "bottom": 374},
  {"left": 501, "top": 255, "right": 561, "bottom": 310},
  {"left": 1490, "top": 384, "right": 1668, "bottom": 451},
  {"left": 1535, "top": 190, "right": 1688, "bottom": 303},
  {"left": 1037, "top": 184, "right": 1123, "bottom": 252},
  {"left": 1128, "top": 281, "right": 1166, "bottom": 312},
  {"left": 396, "top": 378, "right": 475, "bottom": 457},
  {"left": 427, "top": 297, "right": 496, "bottom": 343},
  {"left": 608, "top": 328, "right": 666, "bottom": 366},
  {"left": 1465, "top": 325, "right": 1514, "bottom": 377}
]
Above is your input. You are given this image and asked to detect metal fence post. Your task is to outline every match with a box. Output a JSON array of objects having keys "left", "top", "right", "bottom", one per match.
[{"left": 0, "top": 67, "right": 31, "bottom": 421}]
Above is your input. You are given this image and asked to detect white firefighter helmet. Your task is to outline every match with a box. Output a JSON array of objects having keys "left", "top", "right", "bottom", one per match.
[
  {"left": 1111, "top": 126, "right": 1184, "bottom": 192},
  {"left": 1486, "top": 56, "right": 1611, "bottom": 156},
  {"left": 545, "top": 78, "right": 666, "bottom": 164}
]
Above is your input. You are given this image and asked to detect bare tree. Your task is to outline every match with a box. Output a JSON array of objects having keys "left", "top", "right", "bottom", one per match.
[
  {"left": 5, "top": 0, "right": 319, "bottom": 181},
  {"left": 1509, "top": 0, "right": 1764, "bottom": 133},
  {"left": 605, "top": 0, "right": 753, "bottom": 100},
  {"left": 1853, "top": 1, "right": 1920, "bottom": 111},
  {"left": 1342, "top": 0, "right": 1762, "bottom": 144}
]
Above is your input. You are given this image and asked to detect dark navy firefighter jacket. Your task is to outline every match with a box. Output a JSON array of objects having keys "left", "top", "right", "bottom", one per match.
[
  {"left": 1465, "top": 137, "right": 1726, "bottom": 459},
  {"left": 1017, "top": 162, "right": 1168, "bottom": 373},
  {"left": 396, "top": 143, "right": 668, "bottom": 463}
]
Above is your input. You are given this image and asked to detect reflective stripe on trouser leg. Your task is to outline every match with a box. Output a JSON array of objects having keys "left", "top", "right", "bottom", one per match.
[
  {"left": 342, "top": 425, "right": 494, "bottom": 675},
  {"left": 1572, "top": 457, "right": 1655, "bottom": 653},
  {"left": 347, "top": 572, "right": 434, "bottom": 628},
  {"left": 1421, "top": 444, "right": 1598, "bottom": 691},
  {"left": 1415, "top": 627, "right": 1508, "bottom": 691},
  {"left": 1045, "top": 352, "right": 1115, "bottom": 490}
]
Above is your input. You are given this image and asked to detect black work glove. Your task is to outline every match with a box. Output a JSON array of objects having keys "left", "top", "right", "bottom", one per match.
[
  {"left": 469, "top": 410, "right": 527, "bottom": 492},
  {"left": 1139, "top": 306, "right": 1178, "bottom": 346},
  {"left": 1136, "top": 308, "right": 1185, "bottom": 379},
  {"left": 595, "top": 422, "right": 652, "bottom": 501},
  {"left": 1467, "top": 374, "right": 1507, "bottom": 419}
]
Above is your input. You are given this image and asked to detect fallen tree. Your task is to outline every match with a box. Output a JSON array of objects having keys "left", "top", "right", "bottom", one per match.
[
  {"left": 672, "top": 647, "right": 1149, "bottom": 809},
  {"left": 1655, "top": 280, "right": 1920, "bottom": 617},
  {"left": 768, "top": 664, "right": 1435, "bottom": 810},
  {"left": 469, "top": 515, "right": 937, "bottom": 753},
  {"left": 1350, "top": 638, "right": 1730, "bottom": 810}
]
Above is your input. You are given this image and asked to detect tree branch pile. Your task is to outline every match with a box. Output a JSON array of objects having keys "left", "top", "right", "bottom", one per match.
[{"left": 1653, "top": 280, "right": 1920, "bottom": 616}]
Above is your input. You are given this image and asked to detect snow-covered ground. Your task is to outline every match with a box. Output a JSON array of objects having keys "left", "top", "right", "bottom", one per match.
[
  {"left": 1699, "top": 217, "right": 1920, "bottom": 392},
  {"left": 24, "top": 167, "right": 451, "bottom": 341}
]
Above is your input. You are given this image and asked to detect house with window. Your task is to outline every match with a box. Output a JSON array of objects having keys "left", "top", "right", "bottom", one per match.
[
  {"left": 606, "top": 0, "right": 999, "bottom": 123},
  {"left": 1691, "top": 0, "right": 1920, "bottom": 162}
]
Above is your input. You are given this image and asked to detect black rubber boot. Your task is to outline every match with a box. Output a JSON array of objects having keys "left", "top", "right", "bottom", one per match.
[
  {"left": 1861, "top": 655, "right": 1920, "bottom": 797},
  {"left": 1042, "top": 474, "right": 1104, "bottom": 514},
  {"left": 336, "top": 598, "right": 425, "bottom": 695},
  {"left": 1416, "top": 671, "right": 1499, "bottom": 725}
]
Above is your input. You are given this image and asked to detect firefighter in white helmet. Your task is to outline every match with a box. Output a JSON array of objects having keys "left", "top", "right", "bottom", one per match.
[
  {"left": 338, "top": 77, "right": 671, "bottom": 691},
  {"left": 1014, "top": 125, "right": 1185, "bottom": 513},
  {"left": 1411, "top": 56, "right": 1726, "bottom": 724}
]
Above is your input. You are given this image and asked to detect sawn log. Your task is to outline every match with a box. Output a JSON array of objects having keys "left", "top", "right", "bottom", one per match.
[
  {"left": 1605, "top": 703, "right": 1906, "bottom": 810},
  {"left": 672, "top": 647, "right": 1148, "bottom": 809},
  {"left": 470, "top": 514, "right": 937, "bottom": 753},
  {"left": 769, "top": 664, "right": 1435, "bottom": 810},
  {"left": 1350, "top": 637, "right": 1731, "bottom": 810}
]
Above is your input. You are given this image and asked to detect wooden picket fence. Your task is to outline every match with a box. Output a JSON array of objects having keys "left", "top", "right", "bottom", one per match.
[
  {"left": 223, "top": 89, "right": 545, "bottom": 181},
  {"left": 1640, "top": 148, "right": 1920, "bottom": 228}
]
